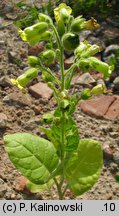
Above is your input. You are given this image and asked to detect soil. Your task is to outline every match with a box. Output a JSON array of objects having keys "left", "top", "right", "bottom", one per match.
[{"left": 0, "top": 1, "right": 119, "bottom": 200}]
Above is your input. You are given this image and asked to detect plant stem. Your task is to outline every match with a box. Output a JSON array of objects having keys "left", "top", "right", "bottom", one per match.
[
  {"left": 50, "top": 24, "right": 65, "bottom": 90},
  {"left": 51, "top": 24, "right": 66, "bottom": 199},
  {"left": 38, "top": 59, "right": 61, "bottom": 86},
  {"left": 54, "top": 178, "right": 64, "bottom": 200}
]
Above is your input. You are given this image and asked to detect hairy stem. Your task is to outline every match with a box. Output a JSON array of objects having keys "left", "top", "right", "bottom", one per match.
[{"left": 50, "top": 24, "right": 65, "bottom": 90}]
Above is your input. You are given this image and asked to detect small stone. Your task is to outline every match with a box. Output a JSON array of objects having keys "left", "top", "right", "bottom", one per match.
[
  {"left": 78, "top": 95, "right": 116, "bottom": 119},
  {"left": 0, "top": 76, "right": 12, "bottom": 87},
  {"left": 0, "top": 185, "right": 7, "bottom": 198},
  {"left": 64, "top": 56, "right": 74, "bottom": 69},
  {"left": 105, "top": 98, "right": 119, "bottom": 120},
  {"left": 110, "top": 163, "right": 118, "bottom": 173},
  {"left": 103, "top": 44, "right": 119, "bottom": 56},
  {"left": 34, "top": 106, "right": 41, "bottom": 115},
  {"left": 15, "top": 176, "right": 27, "bottom": 192},
  {"left": 103, "top": 144, "right": 114, "bottom": 159},
  {"left": 0, "top": 113, "right": 7, "bottom": 129},
  {"left": 0, "top": 140, "right": 3, "bottom": 145},
  {"left": 76, "top": 72, "right": 95, "bottom": 85},
  {"left": 29, "top": 82, "right": 53, "bottom": 100},
  {"left": 99, "top": 125, "right": 113, "bottom": 133},
  {"left": 6, "top": 13, "right": 17, "bottom": 20},
  {"left": 113, "top": 77, "right": 119, "bottom": 90},
  {"left": 109, "top": 132, "right": 119, "bottom": 138},
  {"left": 113, "top": 152, "right": 119, "bottom": 164},
  {"left": 3, "top": 92, "right": 32, "bottom": 107},
  {"left": 8, "top": 51, "right": 21, "bottom": 65}
]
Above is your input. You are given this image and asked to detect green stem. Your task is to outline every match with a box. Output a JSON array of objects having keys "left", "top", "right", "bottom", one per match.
[
  {"left": 38, "top": 59, "right": 61, "bottom": 86},
  {"left": 50, "top": 24, "right": 65, "bottom": 90},
  {"left": 64, "top": 63, "right": 77, "bottom": 77},
  {"left": 51, "top": 24, "right": 66, "bottom": 199},
  {"left": 54, "top": 178, "right": 64, "bottom": 200}
]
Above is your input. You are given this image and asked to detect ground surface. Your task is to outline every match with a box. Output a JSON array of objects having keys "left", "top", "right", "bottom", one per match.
[{"left": 0, "top": 1, "right": 119, "bottom": 200}]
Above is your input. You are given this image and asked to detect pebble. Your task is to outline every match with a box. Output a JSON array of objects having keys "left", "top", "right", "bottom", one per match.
[
  {"left": 99, "top": 125, "right": 113, "bottom": 133},
  {"left": 113, "top": 152, "right": 119, "bottom": 165},
  {"left": 103, "top": 144, "right": 114, "bottom": 159},
  {"left": 0, "top": 185, "right": 7, "bottom": 198},
  {"left": 113, "top": 77, "right": 119, "bottom": 90},
  {"left": 0, "top": 113, "right": 7, "bottom": 128},
  {"left": 76, "top": 72, "right": 95, "bottom": 85},
  {"left": 109, "top": 132, "right": 119, "bottom": 138},
  {"left": 29, "top": 82, "right": 53, "bottom": 100},
  {"left": 3, "top": 92, "right": 32, "bottom": 107},
  {"left": 0, "top": 76, "right": 12, "bottom": 87}
]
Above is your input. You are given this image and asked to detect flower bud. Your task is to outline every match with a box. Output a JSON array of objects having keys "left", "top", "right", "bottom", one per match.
[
  {"left": 42, "top": 50, "right": 56, "bottom": 65},
  {"left": 80, "top": 88, "right": 91, "bottom": 100},
  {"left": 42, "top": 113, "right": 53, "bottom": 124},
  {"left": 71, "top": 16, "right": 86, "bottom": 33},
  {"left": 42, "top": 71, "right": 54, "bottom": 83},
  {"left": 54, "top": 3, "right": 72, "bottom": 23},
  {"left": 60, "top": 8, "right": 70, "bottom": 22},
  {"left": 74, "top": 42, "right": 88, "bottom": 57},
  {"left": 62, "top": 33, "right": 79, "bottom": 51},
  {"left": 60, "top": 99, "right": 70, "bottom": 110},
  {"left": 57, "top": 20, "right": 65, "bottom": 37},
  {"left": 60, "top": 90, "right": 69, "bottom": 99},
  {"left": 28, "top": 56, "right": 40, "bottom": 67}
]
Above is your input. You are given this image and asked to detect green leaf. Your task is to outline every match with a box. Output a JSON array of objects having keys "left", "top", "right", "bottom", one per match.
[
  {"left": 65, "top": 117, "right": 79, "bottom": 152},
  {"left": 4, "top": 133, "right": 59, "bottom": 185},
  {"left": 39, "top": 127, "right": 59, "bottom": 150},
  {"left": 65, "top": 139, "right": 103, "bottom": 195},
  {"left": 52, "top": 109, "right": 79, "bottom": 153},
  {"left": 26, "top": 179, "right": 54, "bottom": 193}
]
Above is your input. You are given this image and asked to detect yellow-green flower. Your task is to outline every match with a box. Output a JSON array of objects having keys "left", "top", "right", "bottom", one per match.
[
  {"left": 75, "top": 41, "right": 101, "bottom": 58},
  {"left": 11, "top": 79, "right": 26, "bottom": 93},
  {"left": 18, "top": 22, "right": 52, "bottom": 46},
  {"left": 54, "top": 3, "right": 72, "bottom": 23},
  {"left": 79, "top": 57, "right": 114, "bottom": 79},
  {"left": 83, "top": 17, "right": 100, "bottom": 30},
  {"left": 91, "top": 84, "right": 107, "bottom": 95}
]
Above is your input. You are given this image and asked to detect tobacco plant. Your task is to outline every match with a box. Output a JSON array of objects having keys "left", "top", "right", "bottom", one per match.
[{"left": 4, "top": 3, "right": 114, "bottom": 199}]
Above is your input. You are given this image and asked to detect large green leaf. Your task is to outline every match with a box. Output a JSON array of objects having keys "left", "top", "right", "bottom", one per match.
[
  {"left": 65, "top": 139, "right": 103, "bottom": 195},
  {"left": 26, "top": 179, "right": 54, "bottom": 193},
  {"left": 4, "top": 133, "right": 59, "bottom": 184}
]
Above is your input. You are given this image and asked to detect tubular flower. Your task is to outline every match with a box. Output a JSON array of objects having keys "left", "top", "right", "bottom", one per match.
[
  {"left": 75, "top": 41, "right": 101, "bottom": 59},
  {"left": 91, "top": 84, "right": 107, "bottom": 95},
  {"left": 54, "top": 3, "right": 72, "bottom": 23},
  {"left": 18, "top": 22, "right": 52, "bottom": 46},
  {"left": 10, "top": 79, "right": 26, "bottom": 93},
  {"left": 79, "top": 57, "right": 114, "bottom": 79},
  {"left": 82, "top": 17, "right": 100, "bottom": 30},
  {"left": 71, "top": 16, "right": 86, "bottom": 33},
  {"left": 11, "top": 68, "right": 38, "bottom": 92}
]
